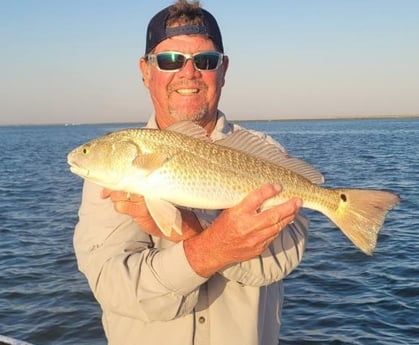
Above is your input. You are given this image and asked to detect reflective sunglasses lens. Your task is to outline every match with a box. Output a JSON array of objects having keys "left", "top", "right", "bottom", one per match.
[
  {"left": 194, "top": 52, "right": 221, "bottom": 70},
  {"left": 156, "top": 53, "right": 185, "bottom": 70}
]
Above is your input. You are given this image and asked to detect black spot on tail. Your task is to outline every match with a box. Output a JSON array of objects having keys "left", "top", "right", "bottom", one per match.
[{"left": 340, "top": 193, "right": 347, "bottom": 202}]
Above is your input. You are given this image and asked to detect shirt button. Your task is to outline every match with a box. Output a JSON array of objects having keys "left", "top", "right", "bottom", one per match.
[{"left": 198, "top": 316, "right": 206, "bottom": 324}]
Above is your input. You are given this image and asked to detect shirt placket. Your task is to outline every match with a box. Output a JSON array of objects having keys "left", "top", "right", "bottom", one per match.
[{"left": 193, "top": 282, "right": 210, "bottom": 344}]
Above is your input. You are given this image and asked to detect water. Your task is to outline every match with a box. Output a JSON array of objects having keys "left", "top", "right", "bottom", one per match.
[{"left": 0, "top": 118, "right": 418, "bottom": 344}]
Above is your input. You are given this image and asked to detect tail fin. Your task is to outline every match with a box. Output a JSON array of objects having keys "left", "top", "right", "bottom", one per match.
[{"left": 325, "top": 189, "right": 400, "bottom": 255}]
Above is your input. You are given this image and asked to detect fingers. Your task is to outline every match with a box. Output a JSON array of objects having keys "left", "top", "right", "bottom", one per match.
[
  {"left": 100, "top": 189, "right": 147, "bottom": 219},
  {"left": 241, "top": 196, "right": 302, "bottom": 256},
  {"left": 219, "top": 184, "right": 302, "bottom": 240},
  {"left": 256, "top": 197, "right": 302, "bottom": 227},
  {"left": 99, "top": 188, "right": 203, "bottom": 241},
  {"left": 101, "top": 189, "right": 144, "bottom": 202},
  {"left": 186, "top": 188, "right": 303, "bottom": 276},
  {"left": 100, "top": 188, "right": 112, "bottom": 199}
]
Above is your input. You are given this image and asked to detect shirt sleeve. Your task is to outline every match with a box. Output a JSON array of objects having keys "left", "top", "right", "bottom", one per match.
[{"left": 73, "top": 181, "right": 207, "bottom": 322}]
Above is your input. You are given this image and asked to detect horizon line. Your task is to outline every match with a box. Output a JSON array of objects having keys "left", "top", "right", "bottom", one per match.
[{"left": 1, "top": 113, "right": 418, "bottom": 127}]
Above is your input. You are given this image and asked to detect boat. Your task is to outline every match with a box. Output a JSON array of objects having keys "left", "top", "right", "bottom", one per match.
[{"left": 0, "top": 335, "right": 34, "bottom": 345}]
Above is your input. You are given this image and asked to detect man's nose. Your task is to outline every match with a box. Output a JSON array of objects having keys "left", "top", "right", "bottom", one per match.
[{"left": 179, "top": 58, "right": 201, "bottom": 77}]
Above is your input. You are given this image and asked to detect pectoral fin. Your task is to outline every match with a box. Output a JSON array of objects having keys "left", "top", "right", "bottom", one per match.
[
  {"left": 132, "top": 153, "right": 170, "bottom": 174},
  {"left": 144, "top": 197, "right": 183, "bottom": 236}
]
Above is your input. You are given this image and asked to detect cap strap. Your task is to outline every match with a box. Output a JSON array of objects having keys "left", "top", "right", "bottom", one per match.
[{"left": 165, "top": 25, "right": 208, "bottom": 38}]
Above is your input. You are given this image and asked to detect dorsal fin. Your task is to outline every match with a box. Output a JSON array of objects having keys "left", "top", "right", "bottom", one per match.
[
  {"left": 216, "top": 130, "right": 325, "bottom": 185},
  {"left": 165, "top": 121, "right": 210, "bottom": 142}
]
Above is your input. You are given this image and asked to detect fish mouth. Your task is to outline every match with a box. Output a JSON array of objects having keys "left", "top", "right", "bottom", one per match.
[{"left": 68, "top": 162, "right": 90, "bottom": 177}]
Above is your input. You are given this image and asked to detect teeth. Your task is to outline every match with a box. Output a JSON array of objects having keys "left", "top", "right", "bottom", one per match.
[{"left": 177, "top": 88, "right": 199, "bottom": 95}]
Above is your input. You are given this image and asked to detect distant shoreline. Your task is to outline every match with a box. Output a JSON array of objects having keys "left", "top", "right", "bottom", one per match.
[
  {"left": 1, "top": 113, "right": 418, "bottom": 127},
  {"left": 235, "top": 113, "right": 419, "bottom": 123}
]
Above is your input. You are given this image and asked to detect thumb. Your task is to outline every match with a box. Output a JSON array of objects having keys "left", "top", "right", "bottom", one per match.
[
  {"left": 100, "top": 188, "right": 112, "bottom": 199},
  {"left": 240, "top": 184, "right": 282, "bottom": 213}
]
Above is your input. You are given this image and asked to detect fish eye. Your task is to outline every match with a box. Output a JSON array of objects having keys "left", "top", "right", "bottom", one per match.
[{"left": 82, "top": 147, "right": 89, "bottom": 155}]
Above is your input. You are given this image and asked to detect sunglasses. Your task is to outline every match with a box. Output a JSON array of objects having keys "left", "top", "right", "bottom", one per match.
[{"left": 146, "top": 51, "right": 224, "bottom": 72}]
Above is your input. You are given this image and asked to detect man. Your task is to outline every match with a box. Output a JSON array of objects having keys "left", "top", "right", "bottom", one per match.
[{"left": 74, "top": 1, "right": 308, "bottom": 344}]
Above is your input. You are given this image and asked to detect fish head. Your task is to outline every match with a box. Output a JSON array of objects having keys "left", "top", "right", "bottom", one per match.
[{"left": 67, "top": 134, "right": 141, "bottom": 189}]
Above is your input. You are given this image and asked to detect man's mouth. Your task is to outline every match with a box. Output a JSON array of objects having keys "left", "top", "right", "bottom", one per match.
[{"left": 176, "top": 88, "right": 199, "bottom": 95}]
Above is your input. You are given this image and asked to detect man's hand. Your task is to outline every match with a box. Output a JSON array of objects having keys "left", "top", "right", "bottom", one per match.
[
  {"left": 103, "top": 184, "right": 302, "bottom": 278},
  {"left": 101, "top": 189, "right": 203, "bottom": 242},
  {"left": 184, "top": 184, "right": 302, "bottom": 277}
]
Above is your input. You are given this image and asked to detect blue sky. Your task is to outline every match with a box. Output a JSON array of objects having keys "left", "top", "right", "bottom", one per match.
[{"left": 1, "top": 0, "right": 418, "bottom": 125}]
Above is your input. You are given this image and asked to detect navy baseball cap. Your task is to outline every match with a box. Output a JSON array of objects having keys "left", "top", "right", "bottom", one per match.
[{"left": 145, "top": 5, "right": 224, "bottom": 55}]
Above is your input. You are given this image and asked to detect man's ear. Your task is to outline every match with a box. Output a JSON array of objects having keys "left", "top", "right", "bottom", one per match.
[
  {"left": 220, "top": 55, "right": 229, "bottom": 87},
  {"left": 139, "top": 57, "right": 150, "bottom": 88}
]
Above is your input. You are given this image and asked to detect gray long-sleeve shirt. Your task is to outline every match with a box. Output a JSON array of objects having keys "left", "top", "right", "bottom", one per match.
[{"left": 73, "top": 113, "right": 308, "bottom": 345}]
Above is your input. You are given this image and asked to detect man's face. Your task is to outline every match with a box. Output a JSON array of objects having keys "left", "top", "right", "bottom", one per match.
[{"left": 140, "top": 35, "right": 228, "bottom": 129}]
